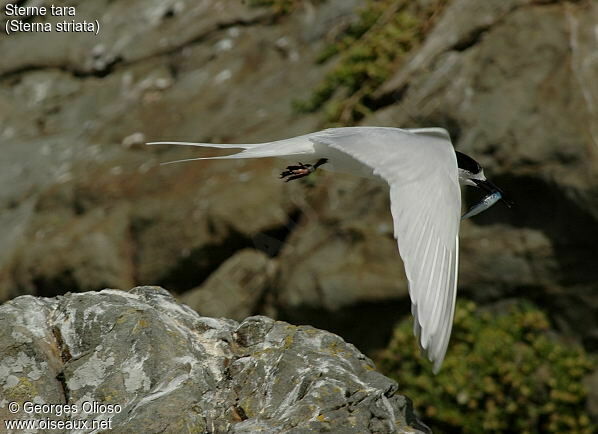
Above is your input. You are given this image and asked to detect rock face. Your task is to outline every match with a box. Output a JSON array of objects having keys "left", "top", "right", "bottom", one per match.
[
  {"left": 1, "top": 0, "right": 353, "bottom": 301},
  {"left": 0, "top": 286, "right": 429, "bottom": 433},
  {"left": 1, "top": 0, "right": 596, "bottom": 385}
]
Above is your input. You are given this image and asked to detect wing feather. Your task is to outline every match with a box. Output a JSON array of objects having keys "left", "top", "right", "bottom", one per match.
[{"left": 311, "top": 127, "right": 460, "bottom": 371}]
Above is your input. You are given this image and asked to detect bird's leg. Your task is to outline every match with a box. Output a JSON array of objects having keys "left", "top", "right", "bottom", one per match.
[{"left": 280, "top": 158, "right": 328, "bottom": 182}]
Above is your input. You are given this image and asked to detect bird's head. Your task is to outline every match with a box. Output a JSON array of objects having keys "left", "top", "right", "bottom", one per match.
[{"left": 456, "top": 151, "right": 514, "bottom": 208}]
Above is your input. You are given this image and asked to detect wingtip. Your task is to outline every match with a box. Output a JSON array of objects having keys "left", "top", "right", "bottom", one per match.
[
  {"left": 414, "top": 313, "right": 447, "bottom": 374},
  {"left": 426, "top": 339, "right": 445, "bottom": 374}
]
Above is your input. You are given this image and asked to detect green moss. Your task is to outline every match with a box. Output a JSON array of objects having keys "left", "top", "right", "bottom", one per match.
[
  {"left": 375, "top": 301, "right": 596, "bottom": 433},
  {"left": 294, "top": 0, "right": 448, "bottom": 125},
  {"left": 283, "top": 334, "right": 295, "bottom": 349}
]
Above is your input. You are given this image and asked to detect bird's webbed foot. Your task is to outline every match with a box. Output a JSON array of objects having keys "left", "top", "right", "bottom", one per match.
[{"left": 279, "top": 158, "right": 328, "bottom": 182}]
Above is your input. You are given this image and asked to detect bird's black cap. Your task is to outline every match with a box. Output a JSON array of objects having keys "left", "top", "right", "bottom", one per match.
[{"left": 455, "top": 151, "right": 482, "bottom": 174}]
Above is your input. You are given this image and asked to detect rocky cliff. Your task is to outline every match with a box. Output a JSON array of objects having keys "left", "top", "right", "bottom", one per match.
[
  {"left": 1, "top": 0, "right": 597, "bottom": 428},
  {"left": 1, "top": 0, "right": 596, "bottom": 353},
  {"left": 0, "top": 286, "right": 429, "bottom": 433}
]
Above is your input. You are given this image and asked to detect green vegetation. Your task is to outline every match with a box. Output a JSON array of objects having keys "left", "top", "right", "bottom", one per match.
[
  {"left": 248, "top": 0, "right": 447, "bottom": 124},
  {"left": 294, "top": 0, "right": 447, "bottom": 125},
  {"left": 376, "top": 300, "right": 595, "bottom": 434}
]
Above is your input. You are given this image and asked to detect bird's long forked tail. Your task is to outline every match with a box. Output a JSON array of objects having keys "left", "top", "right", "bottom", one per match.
[
  {"left": 147, "top": 134, "right": 316, "bottom": 165},
  {"left": 146, "top": 141, "right": 256, "bottom": 165}
]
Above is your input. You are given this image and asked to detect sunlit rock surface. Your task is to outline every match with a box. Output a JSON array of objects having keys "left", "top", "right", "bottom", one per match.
[{"left": 0, "top": 286, "right": 429, "bottom": 433}]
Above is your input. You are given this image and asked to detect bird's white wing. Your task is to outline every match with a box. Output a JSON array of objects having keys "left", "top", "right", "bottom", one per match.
[{"left": 311, "top": 127, "right": 460, "bottom": 372}]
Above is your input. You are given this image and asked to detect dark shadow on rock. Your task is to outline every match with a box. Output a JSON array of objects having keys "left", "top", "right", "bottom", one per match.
[
  {"left": 32, "top": 269, "right": 81, "bottom": 298},
  {"left": 463, "top": 174, "right": 598, "bottom": 352},
  {"left": 158, "top": 210, "right": 301, "bottom": 293},
  {"left": 251, "top": 209, "right": 302, "bottom": 258},
  {"left": 464, "top": 174, "right": 598, "bottom": 286},
  {"left": 156, "top": 228, "right": 253, "bottom": 293},
  {"left": 278, "top": 298, "right": 412, "bottom": 356}
]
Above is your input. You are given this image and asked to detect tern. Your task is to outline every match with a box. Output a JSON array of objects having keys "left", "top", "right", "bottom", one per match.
[{"left": 148, "top": 127, "right": 512, "bottom": 372}]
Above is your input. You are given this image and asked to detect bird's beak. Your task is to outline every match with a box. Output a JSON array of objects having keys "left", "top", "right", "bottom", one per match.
[{"left": 472, "top": 179, "right": 514, "bottom": 208}]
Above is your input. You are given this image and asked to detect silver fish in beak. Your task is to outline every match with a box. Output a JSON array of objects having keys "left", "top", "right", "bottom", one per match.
[
  {"left": 462, "top": 191, "right": 502, "bottom": 220},
  {"left": 461, "top": 179, "right": 513, "bottom": 220}
]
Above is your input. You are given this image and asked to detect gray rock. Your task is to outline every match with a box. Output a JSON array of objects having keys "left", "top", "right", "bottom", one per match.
[
  {"left": 0, "top": 0, "right": 355, "bottom": 302},
  {"left": 276, "top": 176, "right": 408, "bottom": 311},
  {"left": 11, "top": 204, "right": 135, "bottom": 298},
  {"left": 0, "top": 1, "right": 269, "bottom": 77},
  {"left": 0, "top": 286, "right": 429, "bottom": 433}
]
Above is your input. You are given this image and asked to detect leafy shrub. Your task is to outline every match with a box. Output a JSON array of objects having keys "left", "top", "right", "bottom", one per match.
[
  {"left": 376, "top": 300, "right": 595, "bottom": 433},
  {"left": 293, "top": 0, "right": 448, "bottom": 124}
]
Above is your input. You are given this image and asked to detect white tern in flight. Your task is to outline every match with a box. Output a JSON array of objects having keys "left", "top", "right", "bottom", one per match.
[{"left": 148, "top": 126, "right": 512, "bottom": 372}]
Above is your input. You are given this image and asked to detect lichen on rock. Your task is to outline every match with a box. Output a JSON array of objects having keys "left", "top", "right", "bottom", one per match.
[{"left": 0, "top": 286, "right": 430, "bottom": 433}]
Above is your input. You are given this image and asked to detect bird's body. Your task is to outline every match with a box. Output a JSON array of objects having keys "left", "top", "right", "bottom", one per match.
[
  {"left": 149, "top": 126, "right": 510, "bottom": 373},
  {"left": 155, "top": 127, "right": 454, "bottom": 181}
]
